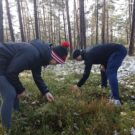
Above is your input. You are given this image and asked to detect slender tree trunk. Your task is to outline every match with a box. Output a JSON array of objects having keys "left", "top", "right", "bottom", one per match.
[
  {"left": 126, "top": 25, "right": 129, "bottom": 44},
  {"left": 20, "top": 0, "right": 27, "bottom": 41},
  {"left": 79, "top": 0, "right": 86, "bottom": 49},
  {"left": 0, "top": 0, "right": 4, "bottom": 42},
  {"left": 73, "top": 0, "right": 77, "bottom": 49},
  {"left": 129, "top": 0, "right": 132, "bottom": 32},
  {"left": 106, "top": 9, "right": 109, "bottom": 43},
  {"left": 25, "top": 0, "right": 35, "bottom": 39},
  {"left": 49, "top": 0, "right": 53, "bottom": 42},
  {"left": 76, "top": 6, "right": 80, "bottom": 48},
  {"left": 53, "top": 18, "right": 56, "bottom": 43},
  {"left": 5, "top": 19, "right": 9, "bottom": 41},
  {"left": 22, "top": 1, "right": 30, "bottom": 42},
  {"left": 62, "top": 6, "right": 67, "bottom": 41},
  {"left": 65, "top": 0, "right": 73, "bottom": 56},
  {"left": 101, "top": 0, "right": 106, "bottom": 44},
  {"left": 110, "top": 23, "right": 113, "bottom": 42},
  {"left": 58, "top": 9, "right": 61, "bottom": 44},
  {"left": 48, "top": 14, "right": 51, "bottom": 42},
  {"left": 34, "top": 0, "right": 39, "bottom": 39},
  {"left": 5, "top": 0, "right": 15, "bottom": 41},
  {"left": 42, "top": 5, "right": 47, "bottom": 40},
  {"left": 17, "top": 0, "right": 25, "bottom": 41},
  {"left": 129, "top": 0, "right": 135, "bottom": 55},
  {"left": 96, "top": 0, "right": 99, "bottom": 44}
]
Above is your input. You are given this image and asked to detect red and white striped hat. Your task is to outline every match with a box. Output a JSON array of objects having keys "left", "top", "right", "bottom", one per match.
[
  {"left": 51, "top": 41, "right": 70, "bottom": 64},
  {"left": 51, "top": 51, "right": 65, "bottom": 64}
]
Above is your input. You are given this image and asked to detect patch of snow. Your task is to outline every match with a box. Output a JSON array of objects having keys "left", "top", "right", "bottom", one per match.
[
  {"left": 131, "top": 127, "right": 135, "bottom": 135},
  {"left": 46, "top": 56, "right": 135, "bottom": 83}
]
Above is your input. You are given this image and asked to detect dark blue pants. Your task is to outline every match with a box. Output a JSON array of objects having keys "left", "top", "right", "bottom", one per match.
[
  {"left": 0, "top": 76, "right": 19, "bottom": 128},
  {"left": 101, "top": 70, "right": 107, "bottom": 88},
  {"left": 101, "top": 46, "right": 127, "bottom": 100}
]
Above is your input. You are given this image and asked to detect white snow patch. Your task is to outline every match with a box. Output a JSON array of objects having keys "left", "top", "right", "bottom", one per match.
[{"left": 46, "top": 56, "right": 135, "bottom": 82}]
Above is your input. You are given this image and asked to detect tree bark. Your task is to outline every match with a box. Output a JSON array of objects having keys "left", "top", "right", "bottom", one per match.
[
  {"left": 106, "top": 9, "right": 109, "bottom": 43},
  {"left": 34, "top": 0, "right": 39, "bottom": 39},
  {"left": 5, "top": 0, "right": 15, "bottom": 41},
  {"left": 96, "top": 0, "right": 99, "bottom": 44},
  {"left": 58, "top": 9, "right": 61, "bottom": 44},
  {"left": 101, "top": 0, "right": 106, "bottom": 44},
  {"left": 0, "top": 0, "right": 4, "bottom": 42},
  {"left": 79, "top": 0, "right": 86, "bottom": 49},
  {"left": 17, "top": 0, "right": 25, "bottom": 41},
  {"left": 65, "top": 0, "right": 73, "bottom": 56},
  {"left": 62, "top": 2, "right": 67, "bottom": 41},
  {"left": 129, "top": 0, "right": 135, "bottom": 55}
]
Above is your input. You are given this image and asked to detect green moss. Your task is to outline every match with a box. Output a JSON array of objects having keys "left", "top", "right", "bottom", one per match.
[{"left": 0, "top": 71, "right": 135, "bottom": 135}]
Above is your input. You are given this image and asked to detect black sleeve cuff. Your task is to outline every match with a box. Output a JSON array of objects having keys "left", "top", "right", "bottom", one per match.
[
  {"left": 42, "top": 89, "right": 49, "bottom": 95},
  {"left": 77, "top": 83, "right": 82, "bottom": 87}
]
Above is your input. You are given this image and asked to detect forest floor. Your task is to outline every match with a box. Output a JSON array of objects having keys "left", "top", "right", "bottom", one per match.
[{"left": 0, "top": 56, "right": 135, "bottom": 135}]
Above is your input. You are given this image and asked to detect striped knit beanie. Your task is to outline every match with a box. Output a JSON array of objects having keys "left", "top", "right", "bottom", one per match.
[{"left": 51, "top": 41, "right": 70, "bottom": 64}]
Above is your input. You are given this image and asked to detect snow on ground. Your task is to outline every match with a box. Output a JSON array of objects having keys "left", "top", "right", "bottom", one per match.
[{"left": 46, "top": 56, "right": 135, "bottom": 82}]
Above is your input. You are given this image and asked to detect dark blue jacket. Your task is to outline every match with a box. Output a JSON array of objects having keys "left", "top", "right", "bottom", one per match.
[
  {"left": 77, "top": 43, "right": 127, "bottom": 87},
  {"left": 0, "top": 39, "right": 51, "bottom": 95}
]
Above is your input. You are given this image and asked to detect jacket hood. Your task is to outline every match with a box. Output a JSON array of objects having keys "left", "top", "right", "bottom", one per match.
[{"left": 30, "top": 39, "right": 51, "bottom": 65}]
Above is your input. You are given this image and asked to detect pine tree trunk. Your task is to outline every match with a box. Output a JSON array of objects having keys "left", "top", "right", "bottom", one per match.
[
  {"left": 17, "top": 0, "right": 25, "bottom": 41},
  {"left": 20, "top": 0, "right": 27, "bottom": 41},
  {"left": 62, "top": 7, "right": 67, "bottom": 41},
  {"left": 49, "top": 1, "right": 53, "bottom": 43},
  {"left": 53, "top": 18, "right": 56, "bottom": 43},
  {"left": 42, "top": 5, "right": 47, "bottom": 40},
  {"left": 76, "top": 10, "right": 80, "bottom": 48},
  {"left": 48, "top": 14, "right": 51, "bottom": 42},
  {"left": 34, "top": 0, "right": 39, "bottom": 39},
  {"left": 129, "top": 0, "right": 132, "bottom": 32},
  {"left": 58, "top": 9, "right": 61, "bottom": 44},
  {"left": 6, "top": 0, "right": 15, "bottom": 41},
  {"left": 129, "top": 0, "right": 135, "bottom": 55},
  {"left": 106, "top": 9, "right": 109, "bottom": 43},
  {"left": 101, "top": 0, "right": 106, "bottom": 44},
  {"left": 96, "top": 0, "right": 99, "bottom": 44},
  {"left": 25, "top": 0, "right": 35, "bottom": 39},
  {"left": 0, "top": 0, "right": 4, "bottom": 42},
  {"left": 73, "top": 0, "right": 77, "bottom": 49},
  {"left": 65, "top": 0, "right": 73, "bottom": 56},
  {"left": 79, "top": 0, "right": 86, "bottom": 49}
]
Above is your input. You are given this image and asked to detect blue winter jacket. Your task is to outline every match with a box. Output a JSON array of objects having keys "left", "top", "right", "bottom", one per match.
[{"left": 0, "top": 39, "right": 51, "bottom": 95}]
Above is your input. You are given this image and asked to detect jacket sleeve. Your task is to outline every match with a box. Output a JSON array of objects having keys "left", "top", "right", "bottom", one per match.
[
  {"left": 77, "top": 63, "right": 92, "bottom": 87},
  {"left": 6, "top": 52, "right": 32, "bottom": 94},
  {"left": 32, "top": 66, "right": 49, "bottom": 95}
]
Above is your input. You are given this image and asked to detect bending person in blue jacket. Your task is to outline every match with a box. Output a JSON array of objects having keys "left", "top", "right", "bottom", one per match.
[
  {"left": 72, "top": 43, "right": 127, "bottom": 106},
  {"left": 0, "top": 39, "right": 70, "bottom": 128}
]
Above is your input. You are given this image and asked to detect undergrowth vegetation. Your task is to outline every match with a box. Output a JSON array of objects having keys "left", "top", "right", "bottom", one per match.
[{"left": 0, "top": 71, "right": 135, "bottom": 135}]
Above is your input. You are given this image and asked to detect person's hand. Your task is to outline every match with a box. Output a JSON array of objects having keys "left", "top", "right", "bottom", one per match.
[
  {"left": 17, "top": 91, "right": 26, "bottom": 99},
  {"left": 45, "top": 92, "right": 54, "bottom": 102},
  {"left": 70, "top": 85, "right": 81, "bottom": 96},
  {"left": 100, "top": 65, "right": 106, "bottom": 72}
]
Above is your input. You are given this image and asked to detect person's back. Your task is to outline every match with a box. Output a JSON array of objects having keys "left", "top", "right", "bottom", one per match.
[
  {"left": 85, "top": 43, "right": 126, "bottom": 65},
  {"left": 0, "top": 42, "right": 31, "bottom": 74}
]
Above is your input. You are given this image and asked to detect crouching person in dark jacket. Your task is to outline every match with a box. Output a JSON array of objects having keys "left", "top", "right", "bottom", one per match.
[
  {"left": 72, "top": 43, "right": 127, "bottom": 106},
  {"left": 0, "top": 39, "right": 70, "bottom": 129}
]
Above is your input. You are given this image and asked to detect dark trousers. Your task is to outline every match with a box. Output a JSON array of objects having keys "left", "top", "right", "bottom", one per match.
[
  {"left": 0, "top": 76, "right": 19, "bottom": 128},
  {"left": 101, "top": 70, "right": 107, "bottom": 88},
  {"left": 101, "top": 46, "right": 127, "bottom": 100}
]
